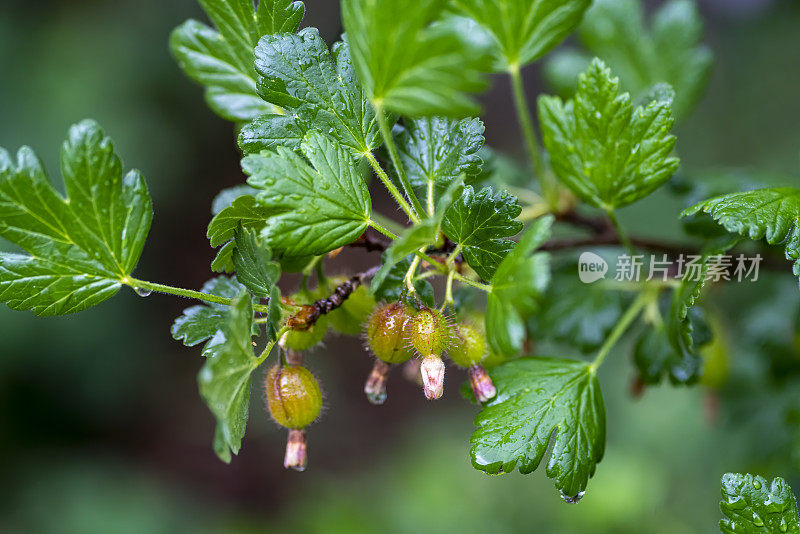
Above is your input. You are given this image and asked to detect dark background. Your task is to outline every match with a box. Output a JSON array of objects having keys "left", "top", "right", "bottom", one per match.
[{"left": 1, "top": 1, "right": 799, "bottom": 532}]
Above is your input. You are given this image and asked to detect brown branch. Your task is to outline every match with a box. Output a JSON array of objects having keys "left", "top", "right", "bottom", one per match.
[
  {"left": 348, "top": 212, "right": 790, "bottom": 274},
  {"left": 546, "top": 212, "right": 789, "bottom": 271},
  {"left": 287, "top": 266, "right": 380, "bottom": 330},
  {"left": 348, "top": 231, "right": 390, "bottom": 252}
]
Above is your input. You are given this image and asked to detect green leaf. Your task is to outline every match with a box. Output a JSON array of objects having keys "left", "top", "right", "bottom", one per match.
[
  {"left": 0, "top": 120, "right": 152, "bottom": 316},
  {"left": 452, "top": 0, "right": 591, "bottom": 71},
  {"left": 211, "top": 185, "right": 259, "bottom": 216},
  {"left": 719, "top": 473, "right": 800, "bottom": 533},
  {"left": 486, "top": 216, "right": 552, "bottom": 355},
  {"left": 244, "top": 131, "right": 371, "bottom": 257},
  {"left": 538, "top": 58, "right": 679, "bottom": 210},
  {"left": 545, "top": 0, "right": 712, "bottom": 120},
  {"left": 682, "top": 188, "right": 800, "bottom": 278},
  {"left": 198, "top": 290, "right": 260, "bottom": 463},
  {"left": 248, "top": 30, "right": 380, "bottom": 158},
  {"left": 238, "top": 114, "right": 305, "bottom": 155},
  {"left": 208, "top": 193, "right": 273, "bottom": 273},
  {"left": 666, "top": 236, "right": 739, "bottom": 370},
  {"left": 341, "top": 0, "right": 487, "bottom": 117},
  {"left": 633, "top": 321, "right": 702, "bottom": 386},
  {"left": 471, "top": 357, "right": 605, "bottom": 498},
  {"left": 529, "top": 271, "right": 627, "bottom": 353},
  {"left": 170, "top": 0, "right": 304, "bottom": 123},
  {"left": 232, "top": 225, "right": 281, "bottom": 299},
  {"left": 395, "top": 117, "right": 485, "bottom": 190},
  {"left": 442, "top": 185, "right": 523, "bottom": 280},
  {"left": 171, "top": 276, "right": 253, "bottom": 347}
]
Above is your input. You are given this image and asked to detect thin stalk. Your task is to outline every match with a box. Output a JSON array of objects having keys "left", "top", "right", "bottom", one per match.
[
  {"left": 589, "top": 291, "right": 648, "bottom": 373},
  {"left": 370, "top": 212, "right": 405, "bottom": 235},
  {"left": 427, "top": 180, "right": 435, "bottom": 217},
  {"left": 445, "top": 244, "right": 463, "bottom": 267},
  {"left": 366, "top": 220, "right": 444, "bottom": 272},
  {"left": 508, "top": 63, "right": 556, "bottom": 208},
  {"left": 374, "top": 106, "right": 426, "bottom": 217},
  {"left": 367, "top": 219, "right": 400, "bottom": 240},
  {"left": 404, "top": 253, "right": 423, "bottom": 292},
  {"left": 123, "top": 277, "right": 269, "bottom": 313},
  {"left": 365, "top": 152, "right": 419, "bottom": 223},
  {"left": 443, "top": 269, "right": 456, "bottom": 308},
  {"left": 452, "top": 272, "right": 491, "bottom": 293},
  {"left": 607, "top": 209, "right": 634, "bottom": 255},
  {"left": 256, "top": 325, "right": 291, "bottom": 366}
]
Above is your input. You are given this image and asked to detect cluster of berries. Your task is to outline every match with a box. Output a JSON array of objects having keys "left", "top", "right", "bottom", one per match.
[
  {"left": 263, "top": 295, "right": 497, "bottom": 471},
  {"left": 364, "top": 302, "right": 496, "bottom": 404}
]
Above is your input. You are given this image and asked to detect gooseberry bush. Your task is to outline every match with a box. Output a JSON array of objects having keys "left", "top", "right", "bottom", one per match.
[{"left": 2, "top": 0, "right": 800, "bottom": 530}]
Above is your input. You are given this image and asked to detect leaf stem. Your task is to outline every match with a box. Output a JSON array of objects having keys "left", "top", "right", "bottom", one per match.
[
  {"left": 123, "top": 277, "right": 269, "bottom": 313},
  {"left": 589, "top": 291, "right": 648, "bottom": 373},
  {"left": 367, "top": 219, "right": 400, "bottom": 240},
  {"left": 255, "top": 325, "right": 291, "bottom": 366},
  {"left": 365, "top": 151, "right": 420, "bottom": 224},
  {"left": 452, "top": 272, "right": 491, "bottom": 293},
  {"left": 426, "top": 180, "right": 435, "bottom": 218},
  {"left": 374, "top": 106, "right": 427, "bottom": 218},
  {"left": 446, "top": 244, "right": 462, "bottom": 267},
  {"left": 508, "top": 63, "right": 556, "bottom": 208},
  {"left": 606, "top": 209, "right": 634, "bottom": 255}
]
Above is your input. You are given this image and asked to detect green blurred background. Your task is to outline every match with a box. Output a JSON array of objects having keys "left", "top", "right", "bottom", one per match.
[{"left": 1, "top": 1, "right": 799, "bottom": 532}]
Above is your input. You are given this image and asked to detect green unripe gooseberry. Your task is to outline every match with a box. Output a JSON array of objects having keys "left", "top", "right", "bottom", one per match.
[
  {"left": 285, "top": 315, "right": 329, "bottom": 350},
  {"left": 265, "top": 365, "right": 323, "bottom": 430},
  {"left": 365, "top": 302, "right": 415, "bottom": 364},
  {"left": 409, "top": 307, "right": 453, "bottom": 357},
  {"left": 449, "top": 323, "right": 488, "bottom": 368},
  {"left": 329, "top": 282, "right": 376, "bottom": 335}
]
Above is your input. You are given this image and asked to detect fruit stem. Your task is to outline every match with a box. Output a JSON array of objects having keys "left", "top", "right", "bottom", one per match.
[
  {"left": 443, "top": 269, "right": 456, "bottom": 310},
  {"left": 404, "top": 252, "right": 423, "bottom": 293},
  {"left": 256, "top": 325, "right": 291, "bottom": 366}
]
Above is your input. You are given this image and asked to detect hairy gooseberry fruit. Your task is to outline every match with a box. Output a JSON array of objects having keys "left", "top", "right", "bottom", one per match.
[
  {"left": 448, "top": 323, "right": 488, "bottom": 367},
  {"left": 328, "top": 279, "right": 376, "bottom": 335},
  {"left": 265, "top": 364, "right": 323, "bottom": 429},
  {"left": 265, "top": 364, "right": 323, "bottom": 471},
  {"left": 408, "top": 307, "right": 453, "bottom": 357},
  {"left": 364, "top": 302, "right": 415, "bottom": 364}
]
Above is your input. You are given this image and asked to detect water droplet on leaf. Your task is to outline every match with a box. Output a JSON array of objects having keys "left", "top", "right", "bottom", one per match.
[
  {"left": 134, "top": 287, "right": 152, "bottom": 297},
  {"left": 559, "top": 490, "right": 585, "bottom": 504}
]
